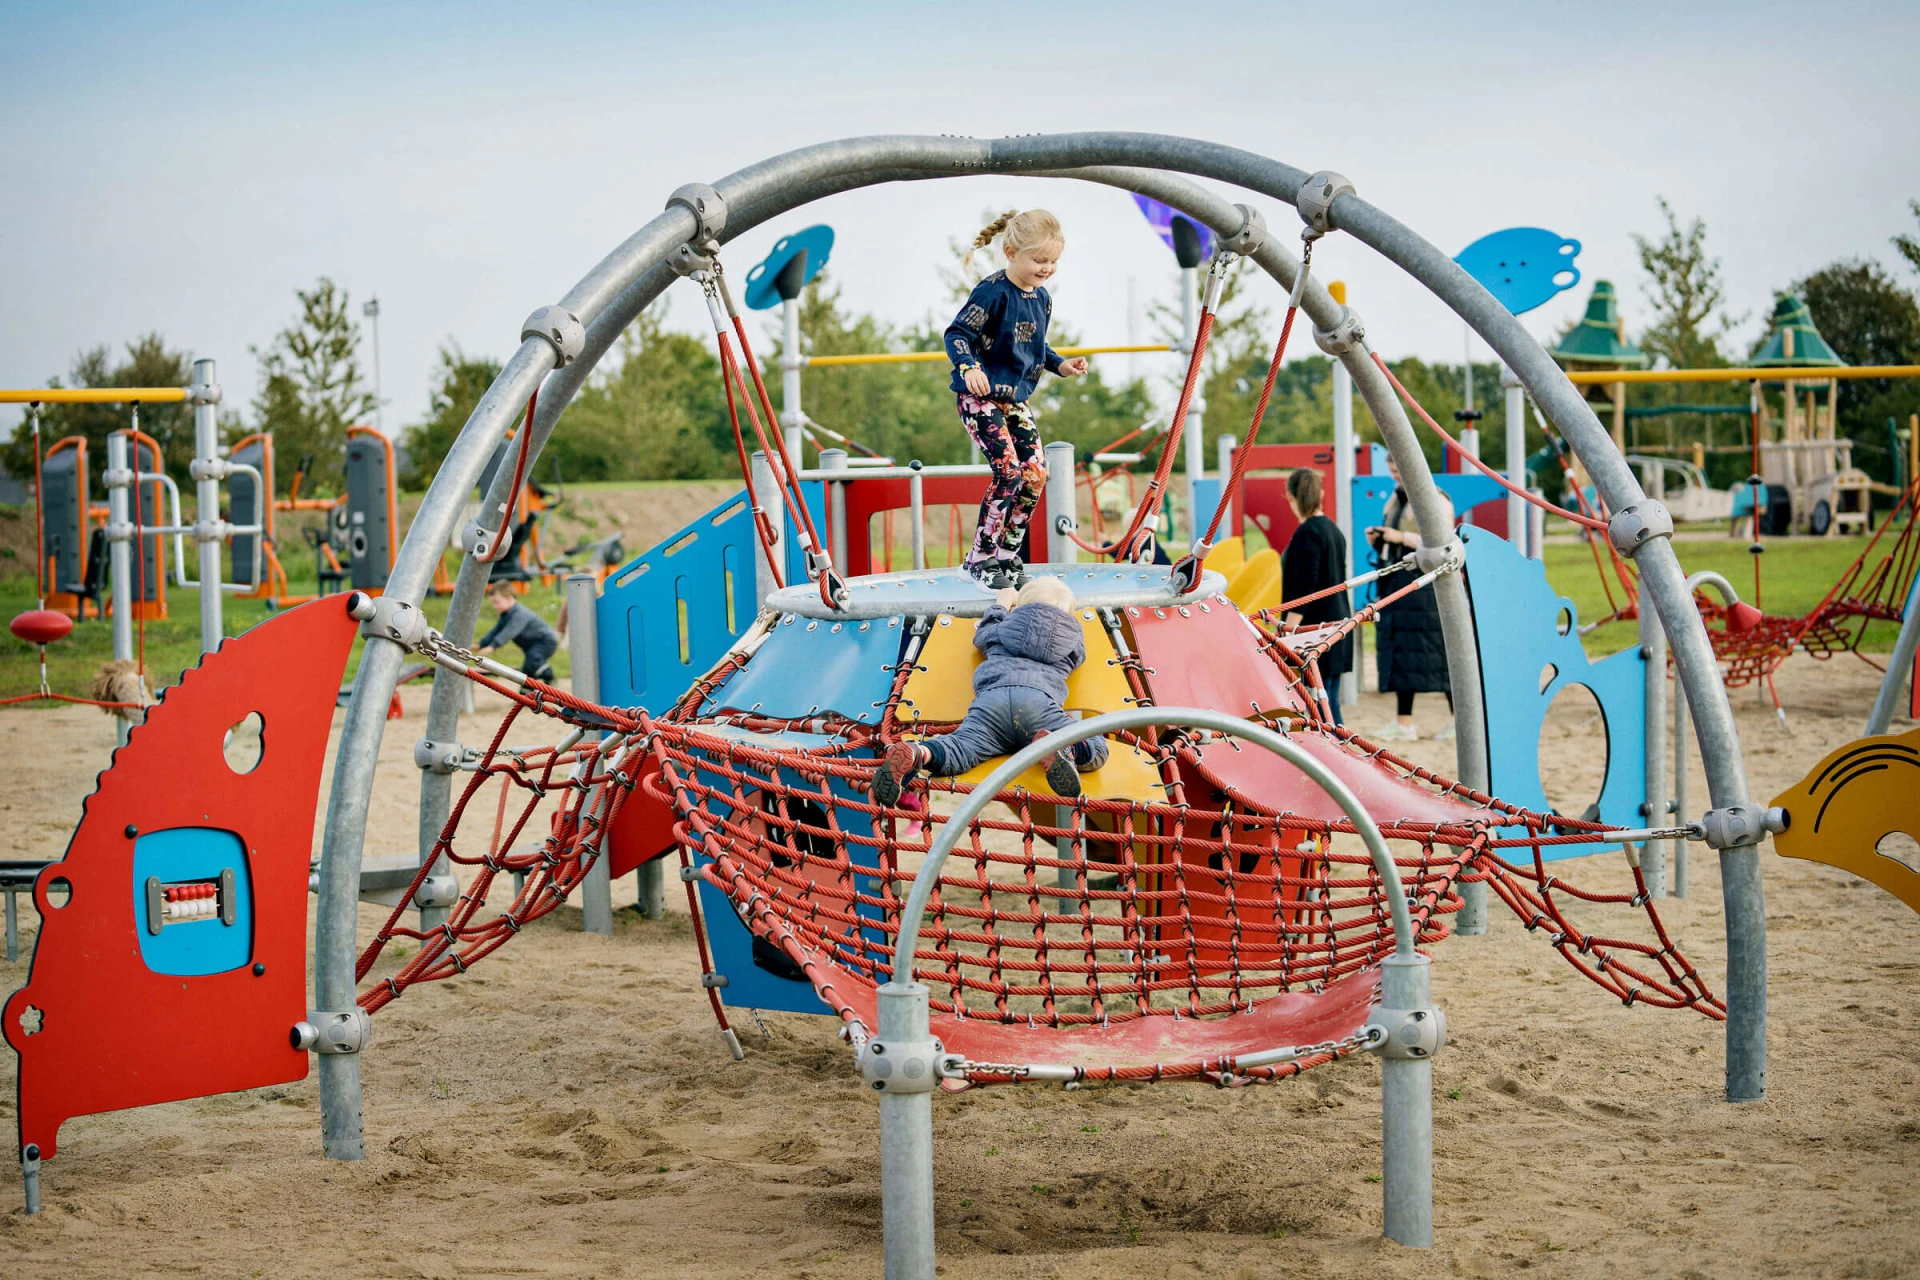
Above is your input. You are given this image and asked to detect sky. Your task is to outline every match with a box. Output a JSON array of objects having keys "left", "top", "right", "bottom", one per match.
[{"left": 2, "top": 1, "right": 1918, "bottom": 441}]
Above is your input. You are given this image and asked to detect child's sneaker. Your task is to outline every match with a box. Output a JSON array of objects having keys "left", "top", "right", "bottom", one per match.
[
  {"left": 873, "top": 741, "right": 931, "bottom": 807},
  {"left": 1434, "top": 719, "right": 1456, "bottom": 742},
  {"left": 1373, "top": 721, "right": 1419, "bottom": 742},
  {"left": 965, "top": 559, "right": 1000, "bottom": 590},
  {"left": 1034, "top": 733, "right": 1082, "bottom": 799},
  {"left": 986, "top": 556, "right": 1028, "bottom": 591}
]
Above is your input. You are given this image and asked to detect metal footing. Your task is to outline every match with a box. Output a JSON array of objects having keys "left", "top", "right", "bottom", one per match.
[
  {"left": 21, "top": 1143, "right": 40, "bottom": 1214},
  {"left": 635, "top": 860, "right": 667, "bottom": 920},
  {"left": 874, "top": 982, "right": 937, "bottom": 1280},
  {"left": 1454, "top": 879, "right": 1487, "bottom": 936},
  {"left": 1376, "top": 953, "right": 1438, "bottom": 1247}
]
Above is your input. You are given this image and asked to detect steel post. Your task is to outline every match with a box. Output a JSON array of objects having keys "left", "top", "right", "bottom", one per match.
[
  {"left": 1503, "top": 367, "right": 1526, "bottom": 555},
  {"left": 908, "top": 466, "right": 926, "bottom": 570},
  {"left": 822, "top": 448, "right": 849, "bottom": 569},
  {"left": 750, "top": 450, "right": 784, "bottom": 605},
  {"left": 1673, "top": 668, "right": 1690, "bottom": 898},
  {"left": 876, "top": 982, "right": 937, "bottom": 1280},
  {"left": 781, "top": 295, "right": 804, "bottom": 452},
  {"left": 1380, "top": 952, "right": 1435, "bottom": 1248},
  {"left": 1866, "top": 567, "right": 1920, "bottom": 735},
  {"left": 1043, "top": 440, "right": 1076, "bottom": 565},
  {"left": 1528, "top": 491, "right": 1546, "bottom": 561},
  {"left": 1640, "top": 597, "right": 1669, "bottom": 898},
  {"left": 568, "top": 573, "right": 614, "bottom": 936},
  {"left": 1332, "top": 354, "right": 1359, "bottom": 708},
  {"left": 190, "top": 359, "right": 222, "bottom": 654},
  {"left": 105, "top": 431, "right": 133, "bottom": 667},
  {"left": 5, "top": 886, "right": 17, "bottom": 962}
]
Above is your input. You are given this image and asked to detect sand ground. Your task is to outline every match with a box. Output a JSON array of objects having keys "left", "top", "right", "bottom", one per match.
[{"left": 0, "top": 651, "right": 1916, "bottom": 1279}]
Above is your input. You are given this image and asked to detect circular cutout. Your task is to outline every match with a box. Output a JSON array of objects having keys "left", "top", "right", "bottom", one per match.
[
  {"left": 1536, "top": 683, "right": 1607, "bottom": 820},
  {"left": 223, "top": 711, "right": 265, "bottom": 774},
  {"left": 44, "top": 877, "right": 71, "bottom": 909},
  {"left": 1555, "top": 607, "right": 1573, "bottom": 637}
]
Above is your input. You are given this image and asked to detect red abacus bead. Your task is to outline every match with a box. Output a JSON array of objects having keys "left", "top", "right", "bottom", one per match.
[{"left": 11, "top": 609, "right": 74, "bottom": 646}]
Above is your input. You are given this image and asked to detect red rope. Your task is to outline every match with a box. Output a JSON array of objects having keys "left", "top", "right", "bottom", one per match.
[{"left": 483, "top": 391, "right": 538, "bottom": 564}]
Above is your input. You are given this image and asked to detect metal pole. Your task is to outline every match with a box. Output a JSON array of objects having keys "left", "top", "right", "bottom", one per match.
[
  {"left": 750, "top": 450, "right": 784, "bottom": 605},
  {"left": 1503, "top": 367, "right": 1525, "bottom": 554},
  {"left": 1673, "top": 663, "right": 1690, "bottom": 898},
  {"left": 190, "top": 360, "right": 222, "bottom": 655},
  {"left": 1528, "top": 490, "right": 1546, "bottom": 561},
  {"left": 821, "top": 448, "right": 849, "bottom": 570},
  {"left": 105, "top": 431, "right": 133, "bottom": 669},
  {"left": 1215, "top": 433, "right": 1236, "bottom": 536},
  {"left": 363, "top": 298, "right": 383, "bottom": 435},
  {"left": 781, "top": 296, "right": 805, "bottom": 463},
  {"left": 1043, "top": 440, "right": 1076, "bottom": 565},
  {"left": 876, "top": 981, "right": 937, "bottom": 1280},
  {"left": 1866, "top": 567, "right": 1920, "bottom": 735},
  {"left": 1640, "top": 596, "right": 1668, "bottom": 898},
  {"left": 567, "top": 573, "right": 614, "bottom": 936},
  {"left": 1331, "top": 325, "right": 1359, "bottom": 711},
  {"left": 1380, "top": 951, "right": 1434, "bottom": 1247},
  {"left": 5, "top": 886, "right": 17, "bottom": 963},
  {"left": 908, "top": 464, "right": 926, "bottom": 571}
]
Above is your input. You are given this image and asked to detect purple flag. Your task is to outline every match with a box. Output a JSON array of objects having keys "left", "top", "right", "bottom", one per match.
[{"left": 1132, "top": 193, "right": 1214, "bottom": 262}]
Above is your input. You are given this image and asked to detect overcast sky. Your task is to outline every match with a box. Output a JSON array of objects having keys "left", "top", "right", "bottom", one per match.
[{"left": 3, "top": 1, "right": 1917, "bottom": 440}]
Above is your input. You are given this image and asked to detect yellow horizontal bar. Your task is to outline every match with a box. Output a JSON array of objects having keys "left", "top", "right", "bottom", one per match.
[
  {"left": 805, "top": 343, "right": 1175, "bottom": 369},
  {"left": 1563, "top": 365, "right": 1920, "bottom": 386},
  {"left": 0, "top": 387, "right": 187, "bottom": 404}
]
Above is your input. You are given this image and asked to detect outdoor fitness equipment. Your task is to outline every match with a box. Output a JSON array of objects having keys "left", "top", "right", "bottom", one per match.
[{"left": 6, "top": 136, "right": 1772, "bottom": 1273}]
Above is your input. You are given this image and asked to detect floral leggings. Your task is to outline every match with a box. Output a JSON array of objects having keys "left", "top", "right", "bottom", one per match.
[{"left": 957, "top": 393, "right": 1045, "bottom": 571}]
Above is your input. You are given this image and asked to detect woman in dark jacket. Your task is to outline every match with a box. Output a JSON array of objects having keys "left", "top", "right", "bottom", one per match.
[
  {"left": 1278, "top": 468, "right": 1352, "bottom": 725},
  {"left": 1365, "top": 458, "right": 1454, "bottom": 742}
]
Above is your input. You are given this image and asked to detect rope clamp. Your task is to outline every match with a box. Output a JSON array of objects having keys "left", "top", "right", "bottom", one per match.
[
  {"left": 1215, "top": 202, "right": 1268, "bottom": 257},
  {"left": 1606, "top": 499, "right": 1674, "bottom": 558},
  {"left": 1362, "top": 1006, "right": 1445, "bottom": 1060},
  {"left": 859, "top": 1035, "right": 952, "bottom": 1094},
  {"left": 1699, "top": 803, "right": 1787, "bottom": 850},
  {"left": 666, "top": 182, "right": 728, "bottom": 241},
  {"left": 291, "top": 1008, "right": 373, "bottom": 1055},
  {"left": 521, "top": 305, "right": 585, "bottom": 367},
  {"left": 349, "top": 593, "right": 431, "bottom": 651},
  {"left": 1312, "top": 305, "right": 1365, "bottom": 357},
  {"left": 413, "top": 739, "right": 469, "bottom": 774},
  {"left": 1295, "top": 170, "right": 1356, "bottom": 240}
]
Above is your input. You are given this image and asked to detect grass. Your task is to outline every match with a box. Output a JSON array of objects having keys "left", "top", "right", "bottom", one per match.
[{"left": 1542, "top": 521, "right": 1912, "bottom": 657}]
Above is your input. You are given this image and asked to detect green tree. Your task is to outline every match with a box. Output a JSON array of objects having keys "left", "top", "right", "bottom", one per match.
[
  {"left": 401, "top": 344, "right": 502, "bottom": 490},
  {"left": 1892, "top": 199, "right": 1920, "bottom": 276},
  {"left": 561, "top": 303, "right": 728, "bottom": 482},
  {"left": 1796, "top": 258, "right": 1920, "bottom": 487},
  {"left": 2, "top": 335, "right": 195, "bottom": 485},
  {"left": 1633, "top": 198, "right": 1740, "bottom": 369},
  {"left": 251, "top": 278, "right": 377, "bottom": 494}
]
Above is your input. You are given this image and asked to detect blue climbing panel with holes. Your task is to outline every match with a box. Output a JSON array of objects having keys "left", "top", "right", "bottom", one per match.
[
  {"left": 1461, "top": 527, "right": 1646, "bottom": 850},
  {"left": 1350, "top": 472, "right": 1507, "bottom": 604},
  {"left": 700, "top": 613, "right": 905, "bottom": 724},
  {"left": 596, "top": 490, "right": 759, "bottom": 713},
  {"left": 678, "top": 726, "right": 883, "bottom": 1016}
]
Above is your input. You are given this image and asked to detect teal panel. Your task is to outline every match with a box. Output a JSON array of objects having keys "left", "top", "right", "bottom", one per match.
[{"left": 700, "top": 613, "right": 905, "bottom": 725}]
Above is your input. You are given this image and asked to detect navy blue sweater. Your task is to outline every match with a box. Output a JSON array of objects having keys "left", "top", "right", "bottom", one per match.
[
  {"left": 971, "top": 602, "right": 1085, "bottom": 704},
  {"left": 943, "top": 272, "right": 1065, "bottom": 403}
]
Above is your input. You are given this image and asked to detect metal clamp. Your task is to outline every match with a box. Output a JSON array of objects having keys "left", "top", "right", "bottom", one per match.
[
  {"left": 192, "top": 518, "right": 232, "bottom": 543},
  {"left": 103, "top": 520, "right": 136, "bottom": 543},
  {"left": 413, "top": 738, "right": 468, "bottom": 774},
  {"left": 1699, "top": 803, "right": 1788, "bottom": 850},
  {"left": 1364, "top": 1006, "right": 1447, "bottom": 1060},
  {"left": 678, "top": 864, "right": 702, "bottom": 882},
  {"left": 1607, "top": 499, "right": 1674, "bottom": 558},
  {"left": 184, "top": 375, "right": 222, "bottom": 406},
  {"left": 669, "top": 238, "right": 719, "bottom": 278},
  {"left": 1414, "top": 538, "right": 1465, "bottom": 576},
  {"left": 521, "top": 305, "right": 585, "bottom": 367},
  {"left": 1296, "top": 171, "right": 1356, "bottom": 239},
  {"left": 291, "top": 1008, "right": 373, "bottom": 1055},
  {"left": 1313, "top": 306, "right": 1365, "bottom": 356},
  {"left": 700, "top": 972, "right": 729, "bottom": 989},
  {"left": 666, "top": 182, "right": 728, "bottom": 241},
  {"left": 102, "top": 466, "right": 133, "bottom": 490},
  {"left": 858, "top": 1035, "right": 950, "bottom": 1094},
  {"left": 188, "top": 457, "right": 234, "bottom": 481},
  {"left": 412, "top": 874, "right": 460, "bottom": 910},
  {"left": 348, "top": 592, "right": 431, "bottom": 650},
  {"left": 1216, "top": 202, "right": 1268, "bottom": 257}
]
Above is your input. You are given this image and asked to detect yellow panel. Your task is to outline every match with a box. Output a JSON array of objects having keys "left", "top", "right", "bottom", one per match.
[
  {"left": 898, "top": 610, "right": 1136, "bottom": 721},
  {"left": 1227, "top": 548, "right": 1281, "bottom": 614},
  {"left": 951, "top": 740, "right": 1165, "bottom": 805},
  {"left": 1205, "top": 536, "right": 1246, "bottom": 580},
  {"left": 1771, "top": 727, "right": 1920, "bottom": 916}
]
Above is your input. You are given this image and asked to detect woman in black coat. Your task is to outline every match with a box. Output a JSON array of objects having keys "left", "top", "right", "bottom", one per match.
[
  {"left": 1365, "top": 457, "right": 1454, "bottom": 742},
  {"left": 1278, "top": 468, "right": 1352, "bottom": 725}
]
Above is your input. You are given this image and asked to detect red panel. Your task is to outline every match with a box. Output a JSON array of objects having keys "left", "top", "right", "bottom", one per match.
[
  {"left": 1126, "top": 597, "right": 1311, "bottom": 717},
  {"left": 1185, "top": 730, "right": 1491, "bottom": 827},
  {"left": 3, "top": 597, "right": 358, "bottom": 1159},
  {"left": 605, "top": 756, "right": 676, "bottom": 878},
  {"left": 840, "top": 474, "right": 1048, "bottom": 577},
  {"left": 1231, "top": 443, "right": 1338, "bottom": 546}
]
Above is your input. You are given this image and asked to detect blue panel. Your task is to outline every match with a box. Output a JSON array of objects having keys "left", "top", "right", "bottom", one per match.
[
  {"left": 678, "top": 727, "right": 882, "bottom": 1016},
  {"left": 743, "top": 225, "right": 835, "bottom": 311},
  {"left": 784, "top": 481, "right": 829, "bottom": 587},
  {"left": 596, "top": 489, "right": 758, "bottom": 712},
  {"left": 132, "top": 828, "right": 254, "bottom": 976},
  {"left": 1191, "top": 478, "right": 1222, "bottom": 540},
  {"left": 1454, "top": 227, "right": 1582, "bottom": 316},
  {"left": 1349, "top": 472, "right": 1507, "bottom": 604},
  {"left": 1460, "top": 527, "right": 1646, "bottom": 853},
  {"left": 701, "top": 613, "right": 904, "bottom": 725}
]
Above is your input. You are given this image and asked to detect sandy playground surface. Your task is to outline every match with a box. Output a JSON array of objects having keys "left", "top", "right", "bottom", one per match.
[{"left": 0, "top": 650, "right": 1916, "bottom": 1279}]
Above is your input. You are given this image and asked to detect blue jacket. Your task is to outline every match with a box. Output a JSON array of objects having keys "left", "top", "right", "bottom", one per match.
[
  {"left": 478, "top": 601, "right": 558, "bottom": 655},
  {"left": 971, "top": 602, "right": 1084, "bottom": 704},
  {"left": 943, "top": 272, "right": 1065, "bottom": 403}
]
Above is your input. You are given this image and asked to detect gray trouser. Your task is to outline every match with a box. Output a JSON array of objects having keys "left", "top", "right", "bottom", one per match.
[{"left": 924, "top": 686, "right": 1110, "bottom": 777}]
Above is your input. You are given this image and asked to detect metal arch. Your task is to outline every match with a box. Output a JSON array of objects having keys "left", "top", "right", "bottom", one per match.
[
  {"left": 889, "top": 704, "right": 1418, "bottom": 972},
  {"left": 322, "top": 134, "right": 1761, "bottom": 1161}
]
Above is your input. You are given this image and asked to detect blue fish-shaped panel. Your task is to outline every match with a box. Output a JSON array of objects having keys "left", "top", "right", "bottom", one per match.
[
  {"left": 1454, "top": 227, "right": 1581, "bottom": 317},
  {"left": 700, "top": 612, "right": 905, "bottom": 725},
  {"left": 744, "top": 224, "right": 834, "bottom": 311}
]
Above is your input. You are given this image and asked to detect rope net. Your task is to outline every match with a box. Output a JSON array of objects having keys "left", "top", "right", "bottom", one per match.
[{"left": 352, "top": 590, "right": 1723, "bottom": 1088}]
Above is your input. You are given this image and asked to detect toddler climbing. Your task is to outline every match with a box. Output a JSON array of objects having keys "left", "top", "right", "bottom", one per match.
[
  {"left": 873, "top": 575, "right": 1108, "bottom": 804},
  {"left": 476, "top": 582, "right": 560, "bottom": 682},
  {"left": 944, "top": 208, "right": 1088, "bottom": 589}
]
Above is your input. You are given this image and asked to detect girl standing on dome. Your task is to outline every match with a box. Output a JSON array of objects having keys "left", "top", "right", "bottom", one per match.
[{"left": 943, "top": 209, "right": 1088, "bottom": 589}]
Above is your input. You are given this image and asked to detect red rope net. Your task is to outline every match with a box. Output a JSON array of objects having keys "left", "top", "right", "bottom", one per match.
[{"left": 352, "top": 595, "right": 1723, "bottom": 1088}]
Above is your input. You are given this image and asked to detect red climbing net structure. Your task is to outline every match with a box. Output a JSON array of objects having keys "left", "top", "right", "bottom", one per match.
[{"left": 353, "top": 581, "right": 1722, "bottom": 1088}]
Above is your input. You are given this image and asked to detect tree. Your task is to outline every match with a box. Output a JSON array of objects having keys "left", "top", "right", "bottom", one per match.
[
  {"left": 250, "top": 278, "right": 377, "bottom": 494},
  {"left": 1796, "top": 258, "right": 1920, "bottom": 486},
  {"left": 561, "top": 302, "right": 729, "bottom": 482},
  {"left": 1, "top": 334, "right": 195, "bottom": 484},
  {"left": 401, "top": 344, "right": 502, "bottom": 489},
  {"left": 1893, "top": 199, "right": 1920, "bottom": 276},
  {"left": 1632, "top": 198, "right": 1740, "bottom": 369}
]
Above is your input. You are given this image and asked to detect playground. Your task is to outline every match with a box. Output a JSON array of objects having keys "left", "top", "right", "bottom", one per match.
[
  {"left": 0, "top": 651, "right": 1911, "bottom": 1277},
  {"left": 1, "top": 55, "right": 1918, "bottom": 1274}
]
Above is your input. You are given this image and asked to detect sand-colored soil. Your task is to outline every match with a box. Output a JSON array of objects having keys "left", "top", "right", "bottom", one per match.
[{"left": 1, "top": 651, "right": 1916, "bottom": 1279}]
